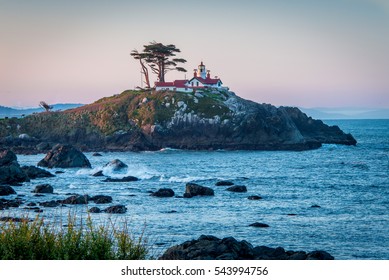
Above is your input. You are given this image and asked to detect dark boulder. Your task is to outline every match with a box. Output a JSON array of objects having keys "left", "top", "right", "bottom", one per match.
[
  {"left": 103, "top": 205, "right": 127, "bottom": 214},
  {"left": 0, "top": 198, "right": 23, "bottom": 209},
  {"left": 249, "top": 222, "right": 269, "bottom": 228},
  {"left": 0, "top": 150, "right": 29, "bottom": 185},
  {"left": 248, "top": 195, "right": 262, "bottom": 200},
  {"left": 159, "top": 235, "right": 335, "bottom": 260},
  {"left": 184, "top": 183, "right": 214, "bottom": 198},
  {"left": 103, "top": 176, "right": 139, "bottom": 182},
  {"left": 90, "top": 195, "right": 113, "bottom": 204},
  {"left": 36, "top": 142, "right": 51, "bottom": 152},
  {"left": 55, "top": 171, "right": 65, "bottom": 174},
  {"left": 32, "top": 184, "right": 54, "bottom": 194},
  {"left": 92, "top": 170, "right": 104, "bottom": 177},
  {"left": 307, "top": 250, "right": 335, "bottom": 260},
  {"left": 0, "top": 149, "right": 17, "bottom": 165},
  {"left": 39, "top": 200, "right": 60, "bottom": 207},
  {"left": 37, "top": 144, "right": 91, "bottom": 168},
  {"left": 21, "top": 166, "right": 55, "bottom": 179},
  {"left": 252, "top": 246, "right": 287, "bottom": 260},
  {"left": 288, "top": 251, "right": 308, "bottom": 260},
  {"left": 226, "top": 185, "right": 247, "bottom": 192},
  {"left": 104, "top": 159, "right": 128, "bottom": 171},
  {"left": 159, "top": 235, "right": 254, "bottom": 260},
  {"left": 88, "top": 207, "right": 102, "bottom": 213},
  {"left": 60, "top": 194, "right": 90, "bottom": 204},
  {"left": 311, "top": 204, "right": 321, "bottom": 208},
  {"left": 92, "top": 152, "right": 103, "bottom": 156},
  {"left": 23, "top": 207, "right": 43, "bottom": 212},
  {"left": 151, "top": 188, "right": 175, "bottom": 197},
  {"left": 0, "top": 185, "right": 16, "bottom": 196},
  {"left": 215, "top": 181, "right": 234, "bottom": 186},
  {"left": 0, "top": 217, "right": 31, "bottom": 223}
]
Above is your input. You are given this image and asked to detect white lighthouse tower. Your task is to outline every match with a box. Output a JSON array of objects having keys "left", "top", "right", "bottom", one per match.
[{"left": 196, "top": 61, "right": 207, "bottom": 79}]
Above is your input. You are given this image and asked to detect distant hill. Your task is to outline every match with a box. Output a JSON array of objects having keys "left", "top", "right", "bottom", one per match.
[
  {"left": 300, "top": 107, "right": 389, "bottom": 119},
  {"left": 0, "top": 104, "right": 84, "bottom": 118}
]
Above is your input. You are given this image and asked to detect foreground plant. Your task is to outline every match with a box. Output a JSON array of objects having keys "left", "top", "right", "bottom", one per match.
[{"left": 0, "top": 215, "right": 147, "bottom": 260}]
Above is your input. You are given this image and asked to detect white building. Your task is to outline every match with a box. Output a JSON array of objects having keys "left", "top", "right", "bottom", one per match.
[{"left": 155, "top": 62, "right": 227, "bottom": 92}]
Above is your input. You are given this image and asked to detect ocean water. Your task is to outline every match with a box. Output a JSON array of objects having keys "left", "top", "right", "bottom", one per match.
[{"left": 6, "top": 119, "right": 389, "bottom": 259}]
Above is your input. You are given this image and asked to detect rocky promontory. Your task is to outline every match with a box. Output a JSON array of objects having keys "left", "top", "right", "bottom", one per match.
[{"left": 0, "top": 89, "right": 356, "bottom": 153}]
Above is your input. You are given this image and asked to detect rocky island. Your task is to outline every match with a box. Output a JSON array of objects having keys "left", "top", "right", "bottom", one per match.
[{"left": 0, "top": 89, "right": 356, "bottom": 154}]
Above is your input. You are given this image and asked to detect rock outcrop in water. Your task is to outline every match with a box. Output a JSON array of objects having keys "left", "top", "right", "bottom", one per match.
[
  {"left": 184, "top": 182, "right": 214, "bottom": 198},
  {"left": 21, "top": 166, "right": 55, "bottom": 179},
  {"left": 0, "top": 185, "right": 17, "bottom": 196},
  {"left": 0, "top": 150, "right": 29, "bottom": 185},
  {"left": 159, "top": 235, "right": 334, "bottom": 260},
  {"left": 38, "top": 144, "right": 91, "bottom": 168},
  {"left": 0, "top": 89, "right": 357, "bottom": 153}
]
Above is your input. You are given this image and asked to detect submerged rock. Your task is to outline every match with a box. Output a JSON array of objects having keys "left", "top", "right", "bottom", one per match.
[
  {"left": 151, "top": 188, "right": 175, "bottom": 197},
  {"left": 92, "top": 170, "right": 104, "bottom": 177},
  {"left": 103, "top": 176, "right": 139, "bottom": 182},
  {"left": 60, "top": 194, "right": 91, "bottom": 204},
  {"left": 32, "top": 184, "right": 54, "bottom": 194},
  {"left": 38, "top": 144, "right": 91, "bottom": 168},
  {"left": 88, "top": 207, "right": 102, "bottom": 213},
  {"left": 184, "top": 183, "right": 214, "bottom": 198},
  {"left": 215, "top": 181, "right": 234, "bottom": 186},
  {"left": 226, "top": 185, "right": 247, "bottom": 192},
  {"left": 90, "top": 195, "right": 113, "bottom": 204},
  {"left": 21, "top": 166, "right": 55, "bottom": 179},
  {"left": 103, "top": 205, "right": 127, "bottom": 214},
  {"left": 104, "top": 159, "right": 128, "bottom": 171},
  {"left": 249, "top": 222, "right": 270, "bottom": 228},
  {"left": 39, "top": 200, "right": 60, "bottom": 207},
  {"left": 159, "top": 235, "right": 335, "bottom": 260},
  {"left": 0, "top": 217, "right": 31, "bottom": 223},
  {"left": 0, "top": 198, "right": 23, "bottom": 209},
  {"left": 248, "top": 195, "right": 262, "bottom": 200}
]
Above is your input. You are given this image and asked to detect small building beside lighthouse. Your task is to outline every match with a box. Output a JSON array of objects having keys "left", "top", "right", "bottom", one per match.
[{"left": 155, "top": 62, "right": 227, "bottom": 92}]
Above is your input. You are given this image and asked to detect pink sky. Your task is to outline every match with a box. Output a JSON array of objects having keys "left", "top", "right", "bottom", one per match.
[{"left": 1, "top": 0, "right": 388, "bottom": 108}]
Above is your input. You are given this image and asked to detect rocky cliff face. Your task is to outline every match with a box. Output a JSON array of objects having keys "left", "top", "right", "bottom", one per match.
[{"left": 0, "top": 89, "right": 356, "bottom": 153}]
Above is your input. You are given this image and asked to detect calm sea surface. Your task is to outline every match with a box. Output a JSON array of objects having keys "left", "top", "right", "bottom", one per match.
[{"left": 9, "top": 119, "right": 389, "bottom": 259}]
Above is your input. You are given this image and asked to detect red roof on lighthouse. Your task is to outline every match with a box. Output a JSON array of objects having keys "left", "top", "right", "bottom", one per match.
[
  {"left": 188, "top": 77, "right": 222, "bottom": 85},
  {"left": 155, "top": 79, "right": 189, "bottom": 88}
]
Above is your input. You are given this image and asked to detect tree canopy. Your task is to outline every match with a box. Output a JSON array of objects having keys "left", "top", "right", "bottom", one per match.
[{"left": 131, "top": 42, "right": 187, "bottom": 86}]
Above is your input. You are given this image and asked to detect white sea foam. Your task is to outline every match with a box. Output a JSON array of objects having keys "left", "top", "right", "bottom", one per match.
[
  {"left": 76, "top": 168, "right": 95, "bottom": 176},
  {"left": 68, "top": 184, "right": 78, "bottom": 189},
  {"left": 94, "top": 164, "right": 159, "bottom": 180},
  {"left": 159, "top": 175, "right": 214, "bottom": 183}
]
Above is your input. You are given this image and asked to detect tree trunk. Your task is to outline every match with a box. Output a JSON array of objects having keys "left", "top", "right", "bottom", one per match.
[
  {"left": 158, "top": 60, "right": 164, "bottom": 82},
  {"left": 139, "top": 59, "right": 150, "bottom": 88}
]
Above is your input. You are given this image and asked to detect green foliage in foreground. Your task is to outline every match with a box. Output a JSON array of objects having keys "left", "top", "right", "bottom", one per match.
[{"left": 0, "top": 215, "right": 147, "bottom": 260}]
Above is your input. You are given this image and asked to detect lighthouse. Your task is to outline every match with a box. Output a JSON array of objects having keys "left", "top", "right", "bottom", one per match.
[
  {"left": 155, "top": 61, "right": 227, "bottom": 92},
  {"left": 197, "top": 61, "right": 207, "bottom": 79}
]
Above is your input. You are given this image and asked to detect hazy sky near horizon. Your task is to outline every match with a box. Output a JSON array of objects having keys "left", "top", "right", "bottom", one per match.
[{"left": 1, "top": 0, "right": 388, "bottom": 108}]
